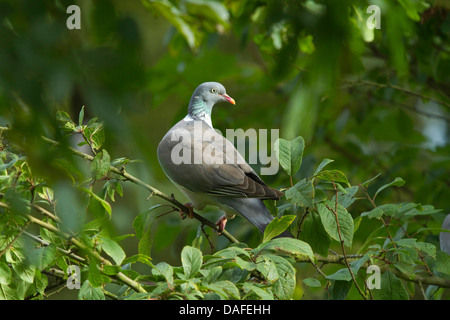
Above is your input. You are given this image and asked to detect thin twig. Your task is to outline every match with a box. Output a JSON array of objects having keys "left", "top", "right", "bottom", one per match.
[
  {"left": 1, "top": 201, "right": 147, "bottom": 294},
  {"left": 341, "top": 79, "right": 450, "bottom": 109},
  {"left": 0, "top": 218, "right": 30, "bottom": 259},
  {"left": 23, "top": 231, "right": 86, "bottom": 263},
  {"left": 201, "top": 225, "right": 215, "bottom": 253},
  {"left": 358, "top": 184, "right": 397, "bottom": 248},
  {"left": 327, "top": 180, "right": 367, "bottom": 300},
  {"left": 295, "top": 254, "right": 450, "bottom": 288}
]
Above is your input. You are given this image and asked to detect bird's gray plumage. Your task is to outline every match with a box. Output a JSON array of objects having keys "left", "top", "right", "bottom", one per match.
[
  {"left": 440, "top": 214, "right": 450, "bottom": 255},
  {"left": 157, "top": 82, "right": 290, "bottom": 236}
]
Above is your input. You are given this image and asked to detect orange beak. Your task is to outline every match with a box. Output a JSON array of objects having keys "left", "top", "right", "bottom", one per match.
[{"left": 221, "top": 94, "right": 236, "bottom": 105}]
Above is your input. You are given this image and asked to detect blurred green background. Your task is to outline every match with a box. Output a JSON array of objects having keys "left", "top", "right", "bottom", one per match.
[{"left": 0, "top": 0, "right": 449, "bottom": 299}]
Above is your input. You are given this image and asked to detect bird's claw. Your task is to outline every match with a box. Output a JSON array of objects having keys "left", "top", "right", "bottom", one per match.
[
  {"left": 180, "top": 203, "right": 194, "bottom": 220},
  {"left": 215, "top": 215, "right": 228, "bottom": 234}
]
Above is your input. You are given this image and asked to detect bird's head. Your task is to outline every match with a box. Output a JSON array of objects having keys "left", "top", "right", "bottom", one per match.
[{"left": 188, "top": 82, "right": 235, "bottom": 117}]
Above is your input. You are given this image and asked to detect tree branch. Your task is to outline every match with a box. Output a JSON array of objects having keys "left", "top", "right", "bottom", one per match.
[
  {"left": 39, "top": 137, "right": 450, "bottom": 293},
  {"left": 327, "top": 180, "right": 367, "bottom": 299},
  {"left": 42, "top": 136, "right": 240, "bottom": 244},
  {"left": 341, "top": 79, "right": 450, "bottom": 109},
  {"left": 297, "top": 254, "right": 450, "bottom": 289},
  {"left": 23, "top": 231, "right": 86, "bottom": 263},
  {"left": 0, "top": 201, "right": 147, "bottom": 294}
]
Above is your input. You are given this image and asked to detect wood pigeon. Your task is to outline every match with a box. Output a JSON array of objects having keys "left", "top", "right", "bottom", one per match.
[{"left": 157, "top": 82, "right": 290, "bottom": 237}]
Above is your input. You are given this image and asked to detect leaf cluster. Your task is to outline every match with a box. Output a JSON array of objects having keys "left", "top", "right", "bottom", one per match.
[
  {"left": 273, "top": 136, "right": 450, "bottom": 300},
  {"left": 2, "top": 111, "right": 449, "bottom": 300}
]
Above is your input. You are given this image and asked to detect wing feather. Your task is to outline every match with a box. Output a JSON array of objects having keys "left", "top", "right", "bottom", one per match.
[{"left": 157, "top": 119, "right": 283, "bottom": 200}]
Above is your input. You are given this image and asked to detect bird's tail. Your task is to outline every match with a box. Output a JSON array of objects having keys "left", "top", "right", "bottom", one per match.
[{"left": 221, "top": 198, "right": 293, "bottom": 238}]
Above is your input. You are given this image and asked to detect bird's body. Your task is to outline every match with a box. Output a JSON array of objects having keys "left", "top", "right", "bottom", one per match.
[{"left": 157, "top": 82, "right": 289, "bottom": 236}]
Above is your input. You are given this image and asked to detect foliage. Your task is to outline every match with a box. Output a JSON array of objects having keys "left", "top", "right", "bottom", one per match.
[
  {"left": 0, "top": 113, "right": 315, "bottom": 300},
  {"left": 0, "top": 0, "right": 449, "bottom": 300},
  {"left": 1, "top": 111, "right": 449, "bottom": 300}
]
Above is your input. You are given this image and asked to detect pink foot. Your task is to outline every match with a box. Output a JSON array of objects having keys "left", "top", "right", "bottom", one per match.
[
  {"left": 216, "top": 215, "right": 228, "bottom": 234},
  {"left": 180, "top": 203, "right": 194, "bottom": 219}
]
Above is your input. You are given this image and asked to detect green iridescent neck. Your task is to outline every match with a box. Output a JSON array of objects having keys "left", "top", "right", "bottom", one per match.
[{"left": 188, "top": 98, "right": 212, "bottom": 118}]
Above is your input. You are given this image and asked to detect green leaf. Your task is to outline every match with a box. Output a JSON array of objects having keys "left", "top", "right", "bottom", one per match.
[
  {"left": 255, "top": 237, "right": 314, "bottom": 260},
  {"left": 215, "top": 281, "right": 240, "bottom": 300},
  {"left": 132, "top": 205, "right": 162, "bottom": 239},
  {"left": 123, "top": 254, "right": 153, "bottom": 267},
  {"left": 285, "top": 178, "right": 315, "bottom": 208},
  {"left": 317, "top": 202, "right": 354, "bottom": 247},
  {"left": 263, "top": 215, "right": 296, "bottom": 242},
  {"left": 142, "top": 0, "right": 197, "bottom": 49},
  {"left": 133, "top": 205, "right": 164, "bottom": 256},
  {"left": 373, "top": 271, "right": 409, "bottom": 300},
  {"left": 0, "top": 283, "right": 19, "bottom": 300},
  {"left": 213, "top": 246, "right": 250, "bottom": 259},
  {"left": 300, "top": 213, "right": 331, "bottom": 257},
  {"left": 154, "top": 262, "right": 174, "bottom": 288},
  {"left": 361, "top": 173, "right": 382, "bottom": 187},
  {"left": 332, "top": 186, "right": 359, "bottom": 208},
  {"left": 243, "top": 283, "right": 274, "bottom": 300},
  {"left": 326, "top": 254, "right": 370, "bottom": 281},
  {"left": 264, "top": 199, "right": 278, "bottom": 217},
  {"left": 313, "top": 158, "right": 334, "bottom": 176},
  {"left": 34, "top": 273, "right": 49, "bottom": 295},
  {"left": 396, "top": 239, "right": 436, "bottom": 259},
  {"left": 315, "top": 170, "right": 351, "bottom": 187},
  {"left": 114, "top": 180, "right": 123, "bottom": 197},
  {"left": 181, "top": 246, "right": 202, "bottom": 279},
  {"left": 0, "top": 263, "right": 12, "bottom": 285},
  {"left": 398, "top": 0, "right": 430, "bottom": 21},
  {"left": 202, "top": 266, "right": 222, "bottom": 283},
  {"left": 81, "top": 187, "right": 112, "bottom": 217},
  {"left": 56, "top": 111, "right": 73, "bottom": 123},
  {"left": 303, "top": 277, "right": 321, "bottom": 287},
  {"left": 138, "top": 230, "right": 152, "bottom": 257},
  {"left": 255, "top": 256, "right": 279, "bottom": 282},
  {"left": 184, "top": 0, "right": 230, "bottom": 26},
  {"left": 102, "top": 265, "right": 121, "bottom": 275},
  {"left": 269, "top": 254, "right": 296, "bottom": 299},
  {"left": 88, "top": 262, "right": 103, "bottom": 288},
  {"left": 361, "top": 204, "right": 399, "bottom": 219},
  {"left": 298, "top": 34, "right": 316, "bottom": 54},
  {"left": 330, "top": 280, "right": 353, "bottom": 300},
  {"left": 91, "top": 149, "right": 111, "bottom": 180},
  {"left": 234, "top": 256, "right": 256, "bottom": 271},
  {"left": 374, "top": 177, "right": 406, "bottom": 198},
  {"left": 110, "top": 157, "right": 130, "bottom": 167},
  {"left": 56, "top": 111, "right": 76, "bottom": 131},
  {"left": 55, "top": 182, "right": 84, "bottom": 232},
  {"left": 84, "top": 122, "right": 105, "bottom": 150},
  {"left": 98, "top": 236, "right": 126, "bottom": 265},
  {"left": 0, "top": 153, "right": 19, "bottom": 172},
  {"left": 79, "top": 280, "right": 105, "bottom": 300},
  {"left": 399, "top": 203, "right": 442, "bottom": 217},
  {"left": 78, "top": 106, "right": 85, "bottom": 126},
  {"left": 29, "top": 243, "right": 56, "bottom": 270},
  {"left": 357, "top": 225, "right": 385, "bottom": 254},
  {"left": 12, "top": 262, "right": 35, "bottom": 283},
  {"left": 361, "top": 202, "right": 436, "bottom": 219},
  {"left": 203, "top": 280, "right": 240, "bottom": 300},
  {"left": 434, "top": 251, "right": 450, "bottom": 275},
  {"left": 274, "top": 136, "right": 305, "bottom": 177}
]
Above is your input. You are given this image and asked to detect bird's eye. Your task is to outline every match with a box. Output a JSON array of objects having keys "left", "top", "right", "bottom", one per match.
[{"left": 210, "top": 88, "right": 217, "bottom": 93}]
